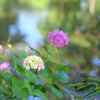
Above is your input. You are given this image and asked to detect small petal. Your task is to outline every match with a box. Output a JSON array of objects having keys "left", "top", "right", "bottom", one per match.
[
  {"left": 38, "top": 67, "right": 41, "bottom": 71},
  {"left": 41, "top": 65, "right": 45, "bottom": 70},
  {"left": 26, "top": 66, "right": 30, "bottom": 70}
]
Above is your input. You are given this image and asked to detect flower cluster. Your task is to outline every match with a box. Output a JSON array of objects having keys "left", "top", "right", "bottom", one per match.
[
  {"left": 0, "top": 45, "right": 3, "bottom": 53},
  {"left": 23, "top": 55, "right": 45, "bottom": 71},
  {"left": 0, "top": 62, "right": 11, "bottom": 71},
  {"left": 48, "top": 30, "right": 70, "bottom": 47}
]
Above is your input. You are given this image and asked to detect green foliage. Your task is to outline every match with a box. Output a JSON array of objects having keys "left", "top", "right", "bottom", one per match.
[
  {"left": 12, "top": 77, "right": 29, "bottom": 98},
  {"left": 0, "top": 71, "right": 12, "bottom": 85},
  {"left": 49, "top": 60, "right": 69, "bottom": 72},
  {"left": 0, "top": 87, "right": 13, "bottom": 98},
  {"left": 70, "top": 77, "right": 100, "bottom": 99},
  {"left": 37, "top": 0, "right": 100, "bottom": 72},
  {"left": 62, "top": 87, "right": 73, "bottom": 95},
  {"left": 1, "top": 0, "right": 100, "bottom": 99},
  {"left": 34, "top": 84, "right": 46, "bottom": 93},
  {"left": 57, "top": 47, "right": 63, "bottom": 55},
  {"left": 29, "top": 73, "right": 39, "bottom": 83},
  {"left": 31, "top": 90, "right": 48, "bottom": 100},
  {"left": 29, "top": 46, "right": 41, "bottom": 56},
  {"left": 0, "top": 44, "right": 72, "bottom": 99},
  {"left": 21, "top": 50, "right": 28, "bottom": 58},
  {"left": 12, "top": 56, "right": 26, "bottom": 74},
  {"left": 43, "top": 46, "right": 53, "bottom": 57},
  {"left": 42, "top": 63, "right": 52, "bottom": 77},
  {"left": 88, "top": 77, "right": 100, "bottom": 82},
  {"left": 53, "top": 71, "right": 69, "bottom": 83},
  {"left": 51, "top": 85, "right": 63, "bottom": 99},
  {"left": 76, "top": 83, "right": 93, "bottom": 90}
]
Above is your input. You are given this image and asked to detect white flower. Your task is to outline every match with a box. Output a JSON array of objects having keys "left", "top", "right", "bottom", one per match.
[{"left": 23, "top": 55, "right": 45, "bottom": 71}]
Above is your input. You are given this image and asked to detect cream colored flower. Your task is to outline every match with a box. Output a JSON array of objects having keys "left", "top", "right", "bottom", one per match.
[{"left": 23, "top": 55, "right": 45, "bottom": 71}]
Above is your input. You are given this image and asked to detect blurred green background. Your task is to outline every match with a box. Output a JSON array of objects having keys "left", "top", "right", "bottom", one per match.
[{"left": 0, "top": 0, "right": 100, "bottom": 83}]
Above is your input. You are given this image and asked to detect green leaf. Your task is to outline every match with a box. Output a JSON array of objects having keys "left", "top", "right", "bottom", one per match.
[
  {"left": 21, "top": 50, "right": 27, "bottom": 58},
  {"left": 54, "top": 63, "right": 69, "bottom": 72},
  {"left": 12, "top": 77, "right": 29, "bottom": 98},
  {"left": 47, "top": 60, "right": 69, "bottom": 72},
  {"left": 44, "top": 59, "right": 53, "bottom": 63},
  {"left": 29, "top": 82, "right": 35, "bottom": 86},
  {"left": 53, "top": 71, "right": 69, "bottom": 83},
  {"left": 78, "top": 87, "right": 99, "bottom": 99},
  {"left": 69, "top": 83, "right": 88, "bottom": 86},
  {"left": 62, "top": 87, "right": 73, "bottom": 95},
  {"left": 51, "top": 86, "right": 63, "bottom": 99},
  {"left": 88, "top": 77, "right": 100, "bottom": 82},
  {"left": 28, "top": 71, "right": 38, "bottom": 83},
  {"left": 82, "top": 86, "right": 95, "bottom": 97},
  {"left": 29, "top": 46, "right": 41, "bottom": 56},
  {"left": 47, "top": 45, "right": 54, "bottom": 52},
  {"left": 76, "top": 83, "right": 93, "bottom": 90},
  {"left": 23, "top": 41, "right": 41, "bottom": 56},
  {"left": 52, "top": 84, "right": 60, "bottom": 90},
  {"left": 31, "top": 89, "right": 48, "bottom": 100},
  {"left": 23, "top": 79, "right": 32, "bottom": 92},
  {"left": 34, "top": 85, "right": 46, "bottom": 93},
  {"left": 0, "top": 71, "right": 12, "bottom": 85},
  {"left": 86, "top": 89, "right": 100, "bottom": 98},
  {"left": 57, "top": 47, "right": 63, "bottom": 55},
  {"left": 42, "top": 40, "right": 54, "bottom": 52},
  {"left": 42, "top": 40, "right": 50, "bottom": 44},
  {"left": 95, "top": 85, "right": 100, "bottom": 90},
  {"left": 12, "top": 56, "right": 26, "bottom": 74},
  {"left": 43, "top": 46, "right": 53, "bottom": 57},
  {"left": 0, "top": 87, "right": 13, "bottom": 98},
  {"left": 22, "top": 99, "right": 28, "bottom": 100},
  {"left": 42, "top": 63, "right": 52, "bottom": 77},
  {"left": 37, "top": 73, "right": 52, "bottom": 86},
  {"left": 30, "top": 74, "right": 38, "bottom": 83}
]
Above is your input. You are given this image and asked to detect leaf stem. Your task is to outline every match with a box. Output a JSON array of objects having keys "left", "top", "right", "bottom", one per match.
[
  {"left": 78, "top": 88, "right": 99, "bottom": 100},
  {"left": 30, "top": 75, "right": 53, "bottom": 86}
]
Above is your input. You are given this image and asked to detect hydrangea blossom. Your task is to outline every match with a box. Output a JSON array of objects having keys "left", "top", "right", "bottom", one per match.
[
  {"left": 23, "top": 55, "right": 45, "bottom": 71},
  {"left": 48, "top": 30, "right": 70, "bottom": 47},
  {"left": 0, "top": 62, "right": 11, "bottom": 71},
  {"left": 0, "top": 45, "right": 3, "bottom": 53}
]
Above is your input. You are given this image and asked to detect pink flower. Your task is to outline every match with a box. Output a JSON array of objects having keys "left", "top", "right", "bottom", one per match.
[
  {"left": 0, "top": 45, "right": 3, "bottom": 53},
  {"left": 48, "top": 30, "right": 70, "bottom": 47},
  {"left": 0, "top": 62, "right": 11, "bottom": 71}
]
